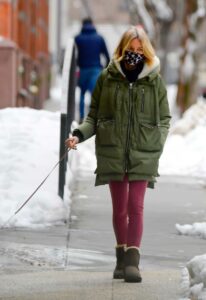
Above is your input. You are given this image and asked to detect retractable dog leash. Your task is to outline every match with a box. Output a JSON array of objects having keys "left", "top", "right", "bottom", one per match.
[{"left": 0, "top": 148, "right": 72, "bottom": 229}]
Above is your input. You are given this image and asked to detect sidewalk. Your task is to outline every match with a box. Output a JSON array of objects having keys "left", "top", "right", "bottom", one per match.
[
  {"left": 1, "top": 171, "right": 206, "bottom": 299},
  {"left": 0, "top": 269, "right": 179, "bottom": 300}
]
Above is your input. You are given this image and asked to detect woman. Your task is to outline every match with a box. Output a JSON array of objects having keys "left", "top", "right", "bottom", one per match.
[{"left": 65, "top": 26, "right": 171, "bottom": 283}]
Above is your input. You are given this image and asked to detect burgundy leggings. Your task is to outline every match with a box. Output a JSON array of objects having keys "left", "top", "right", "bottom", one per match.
[{"left": 109, "top": 176, "right": 147, "bottom": 248}]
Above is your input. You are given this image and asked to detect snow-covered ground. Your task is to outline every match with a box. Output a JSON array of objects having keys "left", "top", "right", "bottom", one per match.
[
  {"left": 159, "top": 96, "right": 206, "bottom": 181},
  {"left": 0, "top": 108, "right": 69, "bottom": 228},
  {"left": 0, "top": 104, "right": 95, "bottom": 229}
]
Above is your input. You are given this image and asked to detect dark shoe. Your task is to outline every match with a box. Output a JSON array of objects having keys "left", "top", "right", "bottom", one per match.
[
  {"left": 124, "top": 248, "right": 142, "bottom": 283},
  {"left": 113, "top": 246, "right": 125, "bottom": 279}
]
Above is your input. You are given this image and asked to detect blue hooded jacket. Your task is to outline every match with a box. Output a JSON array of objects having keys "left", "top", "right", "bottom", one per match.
[{"left": 75, "top": 23, "right": 110, "bottom": 69}]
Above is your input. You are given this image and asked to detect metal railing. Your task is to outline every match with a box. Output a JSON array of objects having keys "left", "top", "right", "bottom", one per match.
[{"left": 58, "top": 39, "right": 76, "bottom": 199}]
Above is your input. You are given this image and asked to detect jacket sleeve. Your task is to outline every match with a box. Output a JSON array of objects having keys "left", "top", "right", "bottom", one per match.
[{"left": 72, "top": 71, "right": 105, "bottom": 142}]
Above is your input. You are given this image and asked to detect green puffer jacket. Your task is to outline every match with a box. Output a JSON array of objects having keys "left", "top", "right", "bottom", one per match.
[{"left": 74, "top": 57, "right": 171, "bottom": 188}]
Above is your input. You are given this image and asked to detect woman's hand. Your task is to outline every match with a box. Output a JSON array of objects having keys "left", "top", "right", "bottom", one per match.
[{"left": 65, "top": 136, "right": 79, "bottom": 150}]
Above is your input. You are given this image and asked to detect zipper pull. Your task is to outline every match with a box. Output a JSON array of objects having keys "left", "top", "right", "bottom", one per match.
[{"left": 129, "top": 83, "right": 133, "bottom": 89}]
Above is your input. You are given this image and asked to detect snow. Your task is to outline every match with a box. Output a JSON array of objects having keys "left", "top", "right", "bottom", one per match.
[
  {"left": 180, "top": 268, "right": 190, "bottom": 300},
  {"left": 0, "top": 104, "right": 96, "bottom": 229},
  {"left": 0, "top": 108, "right": 70, "bottom": 228},
  {"left": 170, "top": 98, "right": 206, "bottom": 134},
  {"left": 160, "top": 125, "right": 206, "bottom": 179},
  {"left": 179, "top": 256, "right": 206, "bottom": 299},
  {"left": 176, "top": 223, "right": 206, "bottom": 239},
  {"left": 159, "top": 97, "right": 206, "bottom": 179}
]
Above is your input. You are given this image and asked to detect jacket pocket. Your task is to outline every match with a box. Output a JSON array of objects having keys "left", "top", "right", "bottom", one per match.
[
  {"left": 138, "top": 122, "right": 162, "bottom": 152},
  {"left": 96, "top": 118, "right": 116, "bottom": 146}
]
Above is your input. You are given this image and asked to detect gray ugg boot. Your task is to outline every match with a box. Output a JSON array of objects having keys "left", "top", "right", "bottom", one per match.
[
  {"left": 124, "top": 247, "right": 142, "bottom": 283},
  {"left": 113, "top": 245, "right": 125, "bottom": 279}
]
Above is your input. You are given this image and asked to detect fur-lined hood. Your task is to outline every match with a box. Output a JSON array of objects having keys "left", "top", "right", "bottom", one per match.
[{"left": 107, "top": 56, "right": 160, "bottom": 81}]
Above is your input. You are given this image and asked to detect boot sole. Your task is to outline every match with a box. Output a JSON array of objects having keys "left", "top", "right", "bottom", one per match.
[
  {"left": 113, "top": 271, "right": 124, "bottom": 279},
  {"left": 124, "top": 275, "right": 142, "bottom": 283},
  {"left": 124, "top": 266, "right": 142, "bottom": 283}
]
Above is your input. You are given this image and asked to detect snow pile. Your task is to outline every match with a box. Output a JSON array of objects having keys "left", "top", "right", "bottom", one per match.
[
  {"left": 170, "top": 97, "right": 206, "bottom": 135},
  {"left": 176, "top": 221, "right": 206, "bottom": 299},
  {"left": 0, "top": 107, "right": 96, "bottom": 229},
  {"left": 176, "top": 223, "right": 206, "bottom": 239},
  {"left": 179, "top": 268, "right": 190, "bottom": 300},
  {"left": 179, "top": 256, "right": 206, "bottom": 300},
  {"left": 0, "top": 108, "right": 72, "bottom": 228},
  {"left": 159, "top": 97, "right": 206, "bottom": 179}
]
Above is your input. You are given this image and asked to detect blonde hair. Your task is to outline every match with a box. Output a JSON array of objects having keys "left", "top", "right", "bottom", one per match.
[{"left": 113, "top": 26, "right": 155, "bottom": 66}]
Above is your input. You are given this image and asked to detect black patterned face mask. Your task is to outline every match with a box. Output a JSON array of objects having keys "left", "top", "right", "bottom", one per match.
[{"left": 124, "top": 50, "right": 145, "bottom": 66}]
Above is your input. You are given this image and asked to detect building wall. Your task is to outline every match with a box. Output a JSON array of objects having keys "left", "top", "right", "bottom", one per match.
[{"left": 0, "top": 0, "right": 50, "bottom": 109}]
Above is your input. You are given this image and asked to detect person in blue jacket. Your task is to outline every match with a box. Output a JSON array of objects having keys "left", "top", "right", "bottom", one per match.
[{"left": 75, "top": 17, "right": 110, "bottom": 123}]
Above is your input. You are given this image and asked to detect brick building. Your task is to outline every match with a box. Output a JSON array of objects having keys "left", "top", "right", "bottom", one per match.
[{"left": 0, "top": 0, "right": 50, "bottom": 109}]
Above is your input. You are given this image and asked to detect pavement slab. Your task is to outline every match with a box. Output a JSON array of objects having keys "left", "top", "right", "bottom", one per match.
[{"left": 0, "top": 269, "right": 179, "bottom": 300}]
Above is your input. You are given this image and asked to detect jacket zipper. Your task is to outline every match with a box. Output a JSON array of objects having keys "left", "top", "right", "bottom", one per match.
[
  {"left": 140, "top": 88, "right": 145, "bottom": 112},
  {"left": 125, "top": 83, "right": 133, "bottom": 172}
]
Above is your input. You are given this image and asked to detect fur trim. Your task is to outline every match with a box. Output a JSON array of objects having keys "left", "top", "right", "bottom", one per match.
[
  {"left": 113, "top": 60, "right": 125, "bottom": 77},
  {"left": 138, "top": 56, "right": 160, "bottom": 79},
  {"left": 126, "top": 246, "right": 140, "bottom": 253}
]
